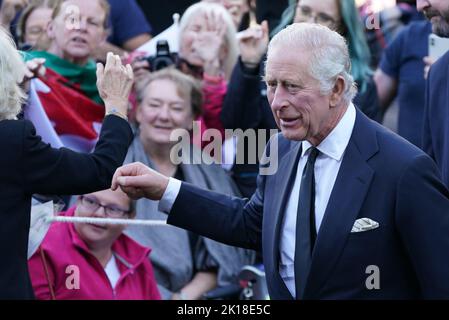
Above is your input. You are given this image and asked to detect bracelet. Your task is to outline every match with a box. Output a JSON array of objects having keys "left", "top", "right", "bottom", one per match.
[{"left": 106, "top": 108, "right": 128, "bottom": 121}]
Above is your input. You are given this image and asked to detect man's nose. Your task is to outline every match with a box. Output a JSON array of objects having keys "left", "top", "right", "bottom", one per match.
[
  {"left": 270, "top": 86, "right": 288, "bottom": 111},
  {"left": 416, "top": 0, "right": 430, "bottom": 12}
]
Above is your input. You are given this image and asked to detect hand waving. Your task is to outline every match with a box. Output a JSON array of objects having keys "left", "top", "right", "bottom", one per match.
[
  {"left": 237, "top": 20, "right": 269, "bottom": 67},
  {"left": 96, "top": 52, "right": 134, "bottom": 118}
]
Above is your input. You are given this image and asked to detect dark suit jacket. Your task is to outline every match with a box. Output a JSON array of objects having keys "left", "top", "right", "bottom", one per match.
[
  {"left": 423, "top": 51, "right": 449, "bottom": 188},
  {"left": 168, "top": 109, "right": 449, "bottom": 299},
  {"left": 0, "top": 115, "right": 133, "bottom": 299}
]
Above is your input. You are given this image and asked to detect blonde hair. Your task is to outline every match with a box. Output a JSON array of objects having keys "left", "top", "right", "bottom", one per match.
[
  {"left": 0, "top": 27, "right": 27, "bottom": 120},
  {"left": 180, "top": 2, "right": 238, "bottom": 80}
]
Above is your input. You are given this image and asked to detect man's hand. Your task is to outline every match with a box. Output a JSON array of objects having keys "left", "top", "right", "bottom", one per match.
[
  {"left": 111, "top": 162, "right": 170, "bottom": 201},
  {"left": 237, "top": 20, "right": 269, "bottom": 67},
  {"left": 97, "top": 52, "right": 134, "bottom": 117},
  {"left": 0, "top": 0, "right": 27, "bottom": 27}
]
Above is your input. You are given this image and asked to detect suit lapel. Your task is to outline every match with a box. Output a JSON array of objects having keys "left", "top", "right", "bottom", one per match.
[
  {"left": 266, "top": 140, "right": 302, "bottom": 300},
  {"left": 303, "top": 111, "right": 377, "bottom": 299}
]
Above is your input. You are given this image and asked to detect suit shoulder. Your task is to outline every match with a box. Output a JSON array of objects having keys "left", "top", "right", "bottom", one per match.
[{"left": 371, "top": 120, "right": 432, "bottom": 166}]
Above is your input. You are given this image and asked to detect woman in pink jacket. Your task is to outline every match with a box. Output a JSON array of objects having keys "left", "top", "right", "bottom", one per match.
[{"left": 28, "top": 189, "right": 161, "bottom": 300}]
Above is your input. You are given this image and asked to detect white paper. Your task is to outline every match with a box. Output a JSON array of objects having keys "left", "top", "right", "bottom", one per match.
[{"left": 28, "top": 201, "right": 54, "bottom": 259}]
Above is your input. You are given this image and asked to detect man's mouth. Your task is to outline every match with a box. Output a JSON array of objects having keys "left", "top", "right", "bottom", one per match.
[
  {"left": 72, "top": 36, "right": 87, "bottom": 44},
  {"left": 280, "top": 116, "right": 302, "bottom": 127}
]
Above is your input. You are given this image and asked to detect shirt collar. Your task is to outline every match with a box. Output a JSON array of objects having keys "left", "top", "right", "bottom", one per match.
[{"left": 301, "top": 103, "right": 356, "bottom": 161}]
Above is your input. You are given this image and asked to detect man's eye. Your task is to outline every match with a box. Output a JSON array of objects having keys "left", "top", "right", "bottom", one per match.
[
  {"left": 286, "top": 83, "right": 299, "bottom": 90},
  {"left": 266, "top": 81, "right": 277, "bottom": 88}
]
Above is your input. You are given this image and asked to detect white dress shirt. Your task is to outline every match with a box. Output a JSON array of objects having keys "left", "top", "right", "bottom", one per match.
[
  {"left": 159, "top": 103, "right": 357, "bottom": 299},
  {"left": 279, "top": 103, "right": 356, "bottom": 298}
]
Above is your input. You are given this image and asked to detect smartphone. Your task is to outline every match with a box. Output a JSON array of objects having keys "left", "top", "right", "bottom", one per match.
[{"left": 429, "top": 33, "right": 449, "bottom": 61}]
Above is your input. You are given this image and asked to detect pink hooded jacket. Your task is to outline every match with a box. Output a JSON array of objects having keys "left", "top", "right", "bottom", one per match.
[{"left": 28, "top": 207, "right": 161, "bottom": 300}]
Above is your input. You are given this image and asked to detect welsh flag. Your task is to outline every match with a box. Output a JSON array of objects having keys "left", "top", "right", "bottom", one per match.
[{"left": 24, "top": 52, "right": 105, "bottom": 153}]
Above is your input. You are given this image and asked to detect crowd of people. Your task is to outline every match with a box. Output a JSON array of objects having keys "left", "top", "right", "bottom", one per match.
[{"left": 1, "top": 0, "right": 449, "bottom": 300}]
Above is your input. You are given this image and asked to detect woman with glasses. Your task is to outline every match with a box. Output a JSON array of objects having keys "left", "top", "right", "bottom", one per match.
[{"left": 27, "top": 188, "right": 161, "bottom": 300}]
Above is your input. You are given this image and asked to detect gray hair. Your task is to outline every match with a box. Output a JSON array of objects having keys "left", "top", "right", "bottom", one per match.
[
  {"left": 0, "top": 27, "right": 27, "bottom": 120},
  {"left": 180, "top": 1, "right": 238, "bottom": 80},
  {"left": 267, "top": 23, "right": 357, "bottom": 104}
]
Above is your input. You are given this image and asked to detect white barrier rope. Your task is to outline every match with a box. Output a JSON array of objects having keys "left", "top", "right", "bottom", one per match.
[{"left": 49, "top": 216, "right": 168, "bottom": 227}]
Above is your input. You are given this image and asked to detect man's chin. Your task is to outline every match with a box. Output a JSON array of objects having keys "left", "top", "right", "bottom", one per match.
[{"left": 432, "top": 20, "right": 449, "bottom": 38}]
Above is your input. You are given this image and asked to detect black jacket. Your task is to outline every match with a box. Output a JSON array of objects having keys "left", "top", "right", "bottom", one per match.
[{"left": 0, "top": 115, "right": 133, "bottom": 299}]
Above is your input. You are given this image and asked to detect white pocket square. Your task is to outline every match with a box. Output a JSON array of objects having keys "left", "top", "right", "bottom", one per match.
[{"left": 351, "top": 218, "right": 379, "bottom": 233}]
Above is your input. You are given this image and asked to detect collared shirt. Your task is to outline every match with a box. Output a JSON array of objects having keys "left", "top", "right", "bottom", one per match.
[
  {"left": 279, "top": 103, "right": 356, "bottom": 298},
  {"left": 159, "top": 104, "right": 357, "bottom": 299}
]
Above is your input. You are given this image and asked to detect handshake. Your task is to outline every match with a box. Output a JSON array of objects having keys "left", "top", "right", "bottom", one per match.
[{"left": 112, "top": 162, "right": 170, "bottom": 201}]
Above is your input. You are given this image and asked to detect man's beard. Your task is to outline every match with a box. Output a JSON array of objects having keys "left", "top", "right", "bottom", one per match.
[{"left": 425, "top": 7, "right": 449, "bottom": 37}]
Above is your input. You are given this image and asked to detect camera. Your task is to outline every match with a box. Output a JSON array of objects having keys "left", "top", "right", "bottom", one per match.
[{"left": 145, "top": 40, "right": 179, "bottom": 72}]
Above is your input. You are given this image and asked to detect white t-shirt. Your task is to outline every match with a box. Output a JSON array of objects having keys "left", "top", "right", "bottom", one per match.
[{"left": 104, "top": 255, "right": 121, "bottom": 289}]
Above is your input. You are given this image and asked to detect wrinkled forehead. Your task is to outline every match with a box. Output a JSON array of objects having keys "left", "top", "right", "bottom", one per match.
[{"left": 265, "top": 45, "right": 313, "bottom": 77}]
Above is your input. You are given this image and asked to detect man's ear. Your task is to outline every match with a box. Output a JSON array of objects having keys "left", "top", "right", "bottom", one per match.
[{"left": 330, "top": 76, "right": 345, "bottom": 108}]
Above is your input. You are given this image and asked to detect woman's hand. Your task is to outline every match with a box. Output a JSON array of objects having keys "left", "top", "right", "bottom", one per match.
[
  {"left": 20, "top": 58, "right": 46, "bottom": 92},
  {"left": 97, "top": 52, "right": 134, "bottom": 118},
  {"left": 131, "top": 57, "right": 151, "bottom": 85},
  {"left": 237, "top": 20, "right": 269, "bottom": 68},
  {"left": 193, "top": 11, "right": 227, "bottom": 76}
]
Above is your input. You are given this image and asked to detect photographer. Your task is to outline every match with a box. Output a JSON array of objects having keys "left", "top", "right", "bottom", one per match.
[{"left": 131, "top": 2, "right": 239, "bottom": 148}]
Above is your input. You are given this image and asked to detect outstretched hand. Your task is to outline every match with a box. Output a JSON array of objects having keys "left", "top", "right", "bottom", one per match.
[{"left": 112, "top": 162, "right": 170, "bottom": 201}]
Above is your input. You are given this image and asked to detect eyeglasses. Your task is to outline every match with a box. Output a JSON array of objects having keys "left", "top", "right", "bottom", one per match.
[
  {"left": 296, "top": 5, "right": 339, "bottom": 28},
  {"left": 79, "top": 196, "right": 131, "bottom": 218}
]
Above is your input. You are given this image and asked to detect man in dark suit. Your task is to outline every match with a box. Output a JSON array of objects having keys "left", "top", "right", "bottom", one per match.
[
  {"left": 419, "top": 0, "right": 449, "bottom": 187},
  {"left": 113, "top": 23, "right": 449, "bottom": 299},
  {"left": 0, "top": 26, "right": 134, "bottom": 299}
]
